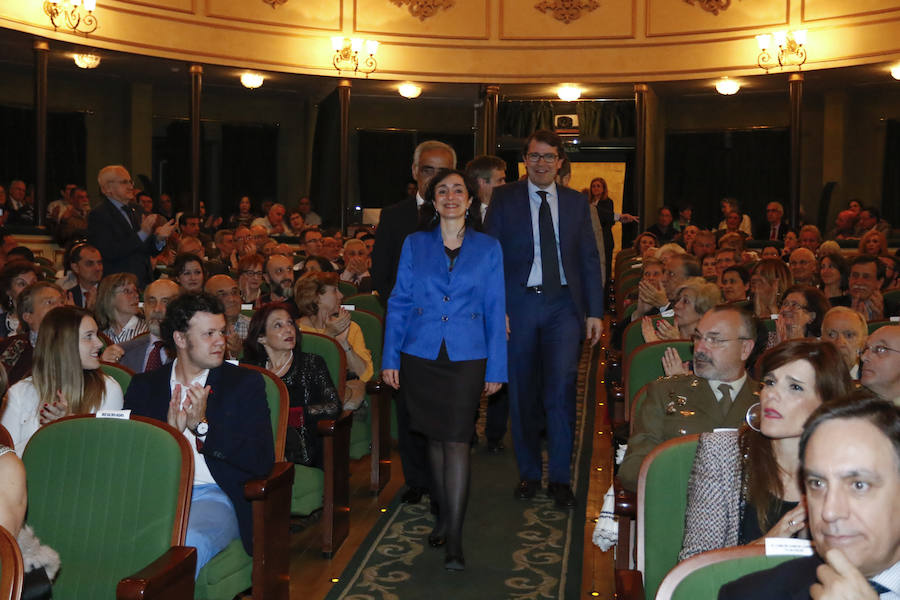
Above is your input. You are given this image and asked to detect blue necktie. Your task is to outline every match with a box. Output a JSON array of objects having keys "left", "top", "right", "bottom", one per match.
[
  {"left": 870, "top": 580, "right": 889, "bottom": 596},
  {"left": 537, "top": 190, "right": 560, "bottom": 296}
]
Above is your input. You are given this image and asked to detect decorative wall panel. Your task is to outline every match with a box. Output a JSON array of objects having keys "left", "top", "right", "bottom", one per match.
[
  {"left": 500, "top": 0, "right": 634, "bottom": 39},
  {"left": 118, "top": 0, "right": 195, "bottom": 14},
  {"left": 355, "top": 0, "right": 487, "bottom": 39},
  {"left": 802, "top": 0, "right": 900, "bottom": 22},
  {"left": 647, "top": 0, "right": 787, "bottom": 36},
  {"left": 205, "top": 0, "right": 341, "bottom": 30}
]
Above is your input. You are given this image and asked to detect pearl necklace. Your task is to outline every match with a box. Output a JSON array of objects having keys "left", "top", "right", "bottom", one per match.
[{"left": 266, "top": 351, "right": 293, "bottom": 377}]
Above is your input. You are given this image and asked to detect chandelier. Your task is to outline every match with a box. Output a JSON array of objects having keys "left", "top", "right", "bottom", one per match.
[
  {"left": 756, "top": 30, "right": 807, "bottom": 72},
  {"left": 331, "top": 37, "right": 378, "bottom": 76},
  {"left": 73, "top": 52, "right": 100, "bottom": 69},
  {"left": 44, "top": 0, "right": 98, "bottom": 34}
]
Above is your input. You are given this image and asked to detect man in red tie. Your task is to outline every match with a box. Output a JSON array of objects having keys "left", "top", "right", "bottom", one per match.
[
  {"left": 754, "top": 201, "right": 791, "bottom": 241},
  {"left": 119, "top": 278, "right": 182, "bottom": 373}
]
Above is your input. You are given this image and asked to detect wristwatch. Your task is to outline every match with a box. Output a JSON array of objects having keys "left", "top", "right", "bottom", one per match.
[{"left": 192, "top": 418, "right": 209, "bottom": 437}]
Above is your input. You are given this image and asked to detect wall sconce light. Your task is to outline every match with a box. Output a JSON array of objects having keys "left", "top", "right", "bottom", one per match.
[
  {"left": 715, "top": 77, "right": 740, "bottom": 95},
  {"left": 556, "top": 84, "right": 582, "bottom": 102},
  {"left": 892, "top": 65, "right": 900, "bottom": 80},
  {"left": 73, "top": 52, "right": 100, "bottom": 69},
  {"left": 756, "top": 29, "right": 807, "bottom": 72},
  {"left": 331, "top": 37, "right": 378, "bottom": 76},
  {"left": 397, "top": 82, "right": 422, "bottom": 99},
  {"left": 44, "top": 0, "right": 98, "bottom": 34},
  {"left": 240, "top": 73, "right": 264, "bottom": 89}
]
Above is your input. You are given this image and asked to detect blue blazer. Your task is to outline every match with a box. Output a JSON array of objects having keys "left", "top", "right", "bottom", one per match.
[
  {"left": 484, "top": 180, "right": 604, "bottom": 323},
  {"left": 382, "top": 227, "right": 508, "bottom": 384},
  {"left": 124, "top": 361, "right": 274, "bottom": 555}
]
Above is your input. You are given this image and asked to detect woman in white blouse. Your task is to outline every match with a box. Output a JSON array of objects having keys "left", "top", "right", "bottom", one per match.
[
  {"left": 1, "top": 306, "right": 124, "bottom": 456},
  {"left": 94, "top": 272, "right": 148, "bottom": 344}
]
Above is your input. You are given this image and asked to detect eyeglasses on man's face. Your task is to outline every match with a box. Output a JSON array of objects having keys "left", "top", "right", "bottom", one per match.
[
  {"left": 691, "top": 332, "right": 751, "bottom": 348},
  {"left": 525, "top": 152, "right": 559, "bottom": 164},
  {"left": 859, "top": 344, "right": 900, "bottom": 358}
]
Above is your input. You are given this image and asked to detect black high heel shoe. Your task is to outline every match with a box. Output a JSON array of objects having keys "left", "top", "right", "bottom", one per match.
[
  {"left": 428, "top": 533, "right": 446, "bottom": 548},
  {"left": 444, "top": 552, "right": 465, "bottom": 571}
]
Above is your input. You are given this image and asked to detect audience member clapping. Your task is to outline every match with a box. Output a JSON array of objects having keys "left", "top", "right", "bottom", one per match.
[
  {"left": 772, "top": 285, "right": 829, "bottom": 347},
  {"left": 340, "top": 239, "right": 372, "bottom": 291},
  {"left": 1, "top": 306, "right": 124, "bottom": 456},
  {"left": 750, "top": 258, "right": 793, "bottom": 319},
  {"left": 642, "top": 277, "right": 721, "bottom": 343}
]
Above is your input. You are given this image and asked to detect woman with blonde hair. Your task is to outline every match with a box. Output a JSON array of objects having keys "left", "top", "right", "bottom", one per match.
[
  {"left": 750, "top": 259, "right": 793, "bottom": 319},
  {"left": 858, "top": 229, "right": 888, "bottom": 256},
  {"left": 0, "top": 306, "right": 124, "bottom": 456},
  {"left": 642, "top": 276, "right": 722, "bottom": 342},
  {"left": 94, "top": 272, "right": 148, "bottom": 344}
]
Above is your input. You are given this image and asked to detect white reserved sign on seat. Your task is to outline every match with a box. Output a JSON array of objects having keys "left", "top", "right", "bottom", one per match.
[{"left": 765, "top": 537, "right": 813, "bottom": 556}]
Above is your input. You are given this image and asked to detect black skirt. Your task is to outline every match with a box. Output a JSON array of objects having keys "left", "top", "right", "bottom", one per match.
[{"left": 400, "top": 342, "right": 486, "bottom": 442}]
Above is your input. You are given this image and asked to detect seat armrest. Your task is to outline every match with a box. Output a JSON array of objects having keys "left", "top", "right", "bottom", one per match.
[
  {"left": 318, "top": 410, "right": 353, "bottom": 557},
  {"left": 117, "top": 546, "right": 196, "bottom": 600},
  {"left": 317, "top": 409, "right": 354, "bottom": 436},
  {"left": 245, "top": 461, "right": 295, "bottom": 501},
  {"left": 614, "top": 483, "right": 636, "bottom": 519},
  {"left": 365, "top": 377, "right": 387, "bottom": 396},
  {"left": 614, "top": 569, "right": 644, "bottom": 600}
]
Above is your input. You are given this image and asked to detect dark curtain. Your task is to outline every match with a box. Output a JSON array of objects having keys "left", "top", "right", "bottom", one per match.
[
  {"left": 883, "top": 120, "right": 900, "bottom": 226},
  {"left": 221, "top": 123, "right": 278, "bottom": 217},
  {"left": 498, "top": 101, "right": 555, "bottom": 138},
  {"left": 664, "top": 129, "right": 790, "bottom": 229},
  {"left": 356, "top": 130, "right": 475, "bottom": 210},
  {"left": 577, "top": 101, "right": 635, "bottom": 139},
  {"left": 0, "top": 106, "right": 86, "bottom": 192},
  {"left": 310, "top": 89, "right": 341, "bottom": 226}
]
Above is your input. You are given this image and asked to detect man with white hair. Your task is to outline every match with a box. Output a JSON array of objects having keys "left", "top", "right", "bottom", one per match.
[
  {"left": 821, "top": 306, "right": 868, "bottom": 379},
  {"left": 340, "top": 238, "right": 372, "bottom": 292}
]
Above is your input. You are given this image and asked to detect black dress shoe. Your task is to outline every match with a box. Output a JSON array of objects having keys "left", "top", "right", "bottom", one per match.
[
  {"left": 428, "top": 533, "right": 446, "bottom": 547},
  {"left": 514, "top": 480, "right": 541, "bottom": 499},
  {"left": 486, "top": 439, "right": 505, "bottom": 454},
  {"left": 401, "top": 487, "right": 425, "bottom": 504},
  {"left": 547, "top": 482, "right": 576, "bottom": 510},
  {"left": 444, "top": 552, "right": 465, "bottom": 571}
]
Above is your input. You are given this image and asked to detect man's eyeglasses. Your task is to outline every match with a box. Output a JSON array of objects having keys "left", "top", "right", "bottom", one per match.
[
  {"left": 691, "top": 332, "right": 751, "bottom": 348},
  {"left": 240, "top": 270, "right": 263, "bottom": 277},
  {"left": 525, "top": 152, "right": 559, "bottom": 164},
  {"left": 110, "top": 179, "right": 134, "bottom": 186},
  {"left": 859, "top": 344, "right": 900, "bottom": 358}
]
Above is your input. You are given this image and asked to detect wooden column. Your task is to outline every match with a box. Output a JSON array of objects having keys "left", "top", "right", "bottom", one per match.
[
  {"left": 482, "top": 84, "right": 499, "bottom": 156},
  {"left": 338, "top": 79, "right": 351, "bottom": 232},
  {"left": 633, "top": 84, "right": 649, "bottom": 224},
  {"left": 34, "top": 39, "right": 49, "bottom": 228},
  {"left": 190, "top": 64, "right": 203, "bottom": 214},
  {"left": 788, "top": 73, "right": 803, "bottom": 230}
]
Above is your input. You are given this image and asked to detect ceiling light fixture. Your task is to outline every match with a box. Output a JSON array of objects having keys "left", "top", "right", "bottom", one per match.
[
  {"left": 240, "top": 72, "right": 264, "bottom": 89},
  {"left": 715, "top": 77, "right": 740, "bottom": 95},
  {"left": 331, "top": 37, "right": 378, "bottom": 76},
  {"left": 557, "top": 84, "right": 582, "bottom": 102},
  {"left": 397, "top": 82, "right": 422, "bottom": 99},
  {"left": 44, "top": 0, "right": 98, "bottom": 34},
  {"left": 756, "top": 29, "right": 807, "bottom": 72},
  {"left": 73, "top": 52, "right": 100, "bottom": 69}
]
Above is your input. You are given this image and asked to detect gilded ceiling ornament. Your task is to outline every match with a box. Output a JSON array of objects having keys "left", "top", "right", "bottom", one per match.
[
  {"left": 389, "top": 0, "right": 455, "bottom": 21},
  {"left": 262, "top": 0, "right": 287, "bottom": 8},
  {"left": 534, "top": 0, "right": 600, "bottom": 24},
  {"left": 683, "top": 0, "right": 732, "bottom": 15}
]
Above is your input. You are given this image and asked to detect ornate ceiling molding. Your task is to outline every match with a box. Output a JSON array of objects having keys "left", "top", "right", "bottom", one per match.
[
  {"left": 389, "top": 0, "right": 455, "bottom": 21},
  {"left": 534, "top": 0, "right": 600, "bottom": 24},
  {"left": 683, "top": 0, "right": 732, "bottom": 16},
  {"left": 261, "top": 0, "right": 287, "bottom": 8}
]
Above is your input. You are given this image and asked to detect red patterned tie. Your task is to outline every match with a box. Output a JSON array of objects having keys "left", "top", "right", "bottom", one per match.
[{"left": 145, "top": 341, "right": 165, "bottom": 372}]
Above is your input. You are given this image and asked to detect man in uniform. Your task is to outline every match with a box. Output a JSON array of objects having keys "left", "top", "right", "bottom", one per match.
[{"left": 618, "top": 305, "right": 758, "bottom": 491}]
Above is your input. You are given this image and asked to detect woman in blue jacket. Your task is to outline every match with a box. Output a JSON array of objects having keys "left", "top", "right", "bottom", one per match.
[{"left": 382, "top": 168, "right": 507, "bottom": 571}]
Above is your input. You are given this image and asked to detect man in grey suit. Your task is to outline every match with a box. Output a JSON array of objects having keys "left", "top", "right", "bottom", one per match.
[
  {"left": 619, "top": 305, "right": 758, "bottom": 491},
  {"left": 119, "top": 278, "right": 182, "bottom": 373}
]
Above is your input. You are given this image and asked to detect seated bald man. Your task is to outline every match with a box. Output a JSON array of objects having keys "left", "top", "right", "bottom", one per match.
[{"left": 861, "top": 325, "right": 900, "bottom": 406}]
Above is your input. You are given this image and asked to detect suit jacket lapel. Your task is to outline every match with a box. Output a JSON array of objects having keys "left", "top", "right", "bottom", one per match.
[{"left": 517, "top": 182, "right": 535, "bottom": 266}]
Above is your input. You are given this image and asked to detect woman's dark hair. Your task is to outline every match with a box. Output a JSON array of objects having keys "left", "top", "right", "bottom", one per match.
[
  {"left": 632, "top": 231, "right": 658, "bottom": 252},
  {"left": 723, "top": 264, "right": 750, "bottom": 285},
  {"left": 301, "top": 255, "right": 335, "bottom": 273},
  {"left": 0, "top": 260, "right": 37, "bottom": 311},
  {"left": 741, "top": 338, "right": 853, "bottom": 531},
  {"left": 818, "top": 251, "right": 849, "bottom": 292},
  {"left": 7, "top": 247, "right": 35, "bottom": 263},
  {"left": 243, "top": 302, "right": 301, "bottom": 364},
  {"left": 780, "top": 284, "right": 830, "bottom": 337},
  {"left": 172, "top": 252, "right": 206, "bottom": 278},
  {"left": 416, "top": 168, "right": 483, "bottom": 232}
]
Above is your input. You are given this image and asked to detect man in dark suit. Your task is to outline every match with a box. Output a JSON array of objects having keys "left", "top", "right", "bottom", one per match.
[
  {"left": 719, "top": 392, "right": 900, "bottom": 600},
  {"left": 754, "top": 201, "right": 792, "bottom": 242},
  {"left": 119, "top": 278, "right": 182, "bottom": 373},
  {"left": 65, "top": 243, "right": 103, "bottom": 309},
  {"left": 370, "top": 139, "right": 456, "bottom": 505},
  {"left": 485, "top": 129, "right": 604, "bottom": 509},
  {"left": 88, "top": 165, "right": 175, "bottom": 289},
  {"left": 124, "top": 292, "right": 274, "bottom": 576}
]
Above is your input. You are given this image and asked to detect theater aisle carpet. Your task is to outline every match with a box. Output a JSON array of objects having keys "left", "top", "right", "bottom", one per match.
[{"left": 325, "top": 343, "right": 600, "bottom": 600}]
